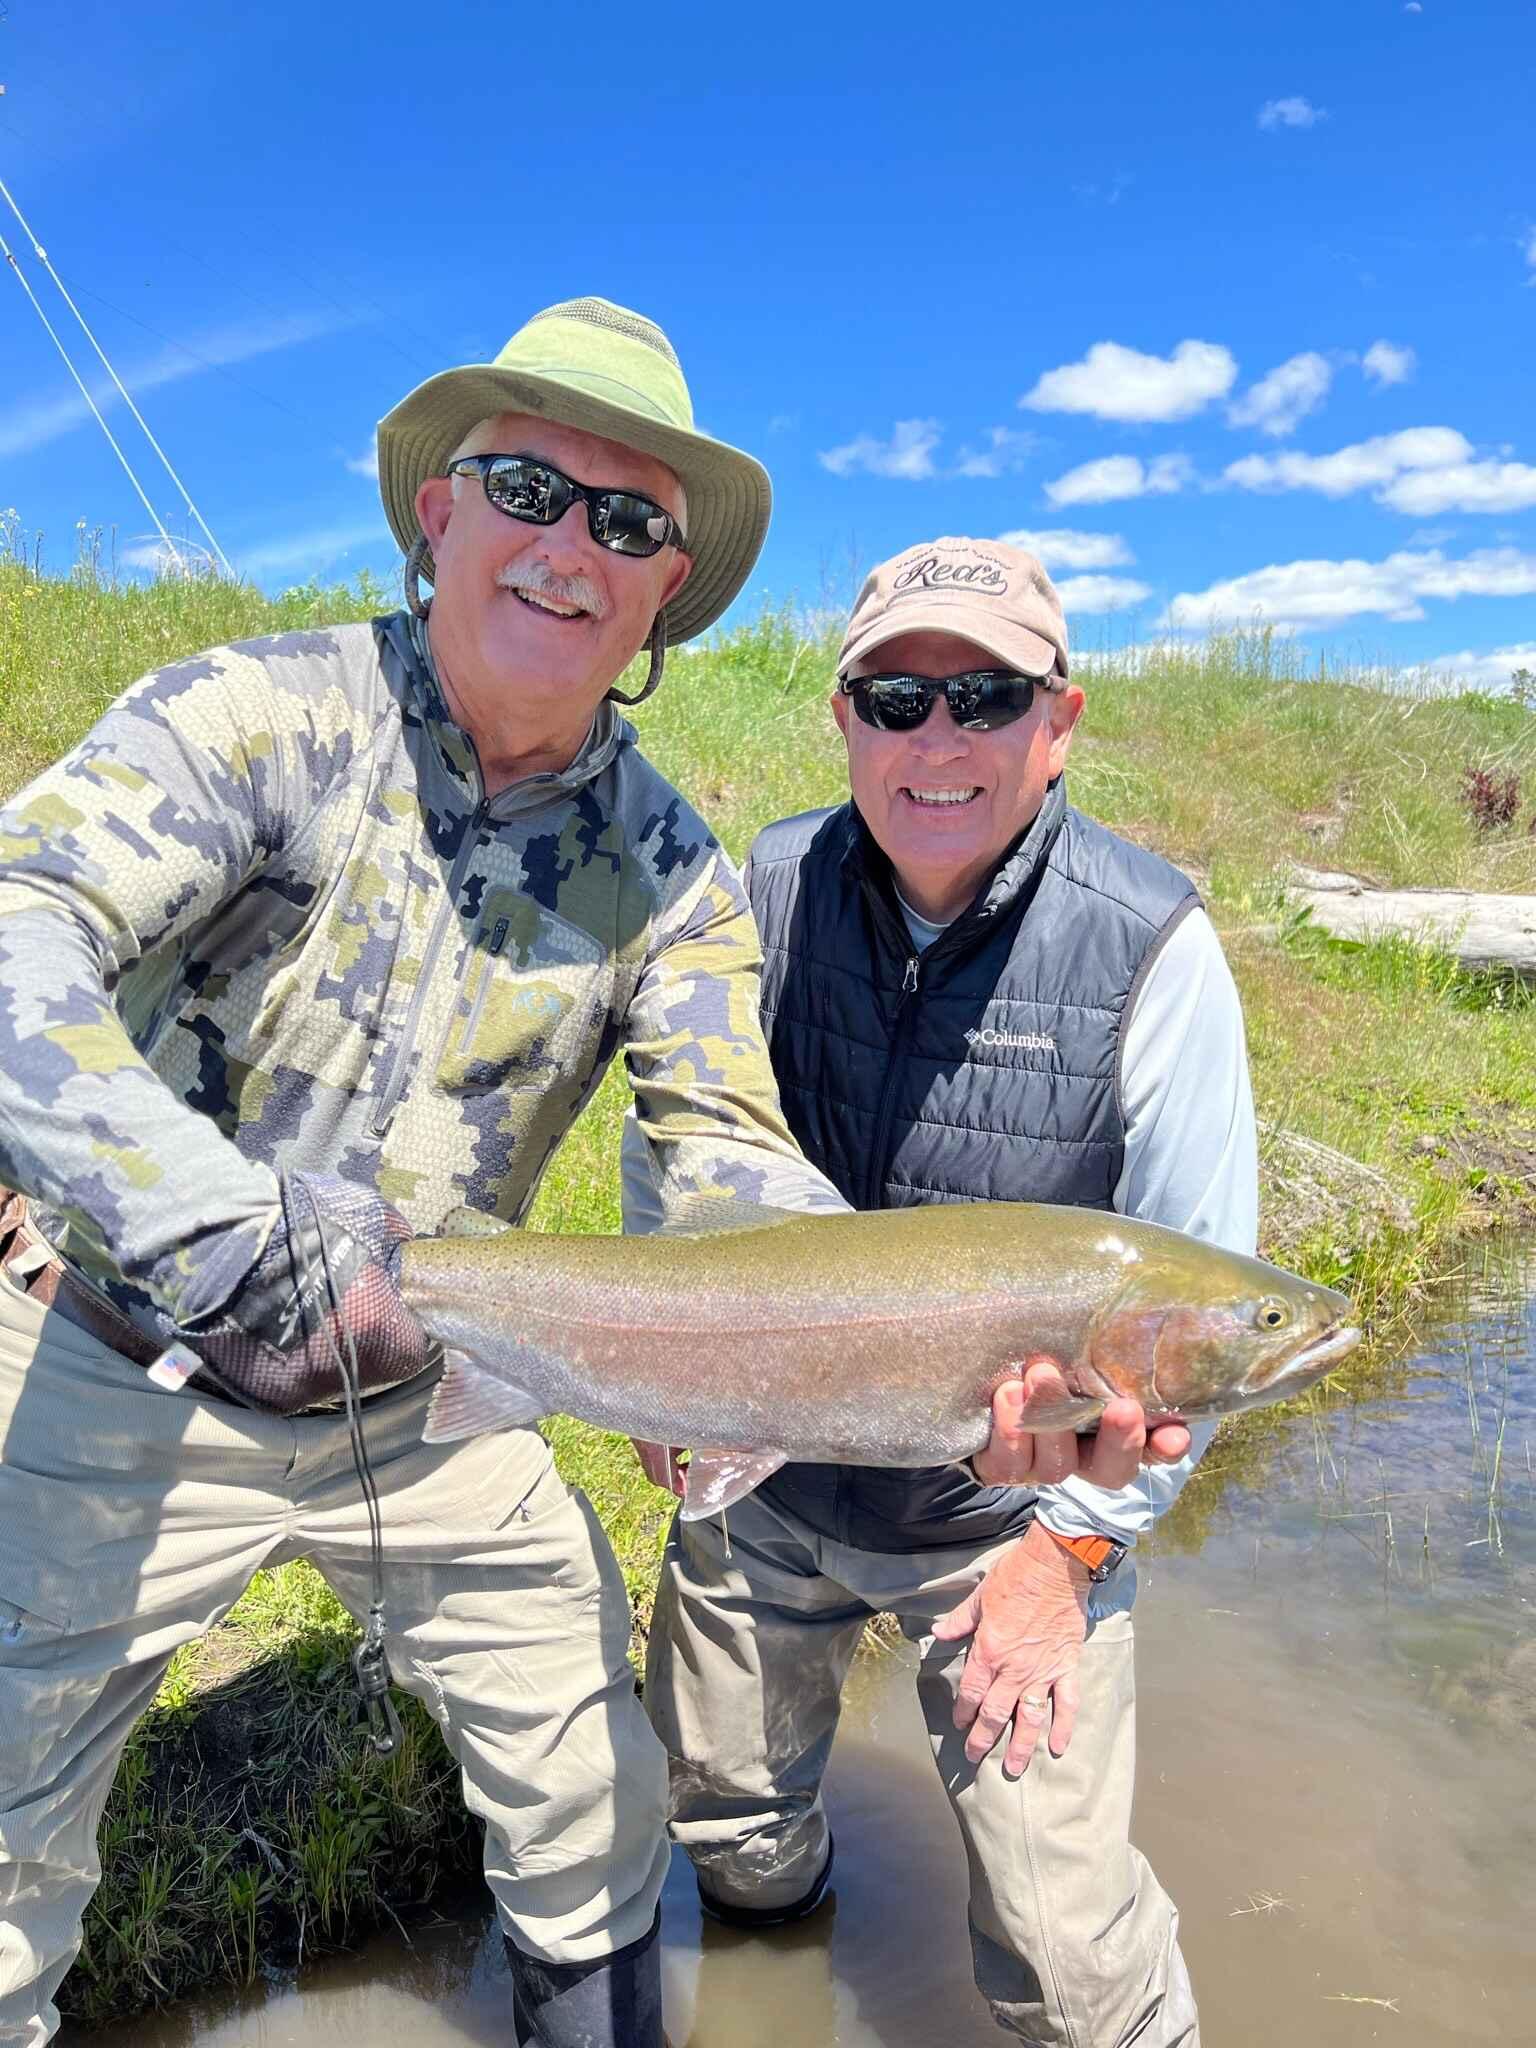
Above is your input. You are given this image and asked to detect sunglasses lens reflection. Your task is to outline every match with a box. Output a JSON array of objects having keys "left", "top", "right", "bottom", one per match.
[
  {"left": 485, "top": 458, "right": 559, "bottom": 521},
  {"left": 860, "top": 680, "right": 935, "bottom": 731},
  {"left": 597, "top": 493, "right": 670, "bottom": 556}
]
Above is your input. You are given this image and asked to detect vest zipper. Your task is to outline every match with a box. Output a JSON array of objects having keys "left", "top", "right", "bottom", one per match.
[
  {"left": 863, "top": 954, "right": 922, "bottom": 1208},
  {"left": 370, "top": 801, "right": 489, "bottom": 1137}
]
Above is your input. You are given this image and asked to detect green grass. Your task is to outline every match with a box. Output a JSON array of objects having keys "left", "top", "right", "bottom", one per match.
[{"left": 4, "top": 525, "right": 1535, "bottom": 2022}]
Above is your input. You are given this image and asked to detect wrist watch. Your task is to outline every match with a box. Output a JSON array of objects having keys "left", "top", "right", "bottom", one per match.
[{"left": 1038, "top": 1525, "right": 1128, "bottom": 1582}]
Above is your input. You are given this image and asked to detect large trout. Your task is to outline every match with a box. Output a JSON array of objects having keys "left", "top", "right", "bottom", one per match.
[{"left": 400, "top": 1200, "right": 1359, "bottom": 1519}]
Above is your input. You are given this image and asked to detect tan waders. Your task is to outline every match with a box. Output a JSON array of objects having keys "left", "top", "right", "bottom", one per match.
[
  {"left": 646, "top": 1491, "right": 1200, "bottom": 2048},
  {"left": 0, "top": 1267, "right": 669, "bottom": 2047}
]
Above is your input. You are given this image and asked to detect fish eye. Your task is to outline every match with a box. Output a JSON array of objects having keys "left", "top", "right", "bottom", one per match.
[{"left": 1258, "top": 1299, "right": 1289, "bottom": 1329}]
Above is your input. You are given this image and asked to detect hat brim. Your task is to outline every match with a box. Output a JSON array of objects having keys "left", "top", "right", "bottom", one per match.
[
  {"left": 837, "top": 600, "right": 1063, "bottom": 681},
  {"left": 377, "top": 364, "right": 771, "bottom": 645}
]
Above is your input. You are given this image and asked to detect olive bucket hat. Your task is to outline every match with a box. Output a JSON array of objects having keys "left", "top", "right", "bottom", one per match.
[{"left": 376, "top": 295, "right": 770, "bottom": 645}]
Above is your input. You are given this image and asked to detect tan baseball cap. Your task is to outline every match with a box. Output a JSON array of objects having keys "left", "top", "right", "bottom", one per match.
[{"left": 836, "top": 536, "right": 1070, "bottom": 682}]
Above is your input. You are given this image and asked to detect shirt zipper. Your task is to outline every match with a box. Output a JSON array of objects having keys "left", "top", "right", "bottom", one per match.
[{"left": 862, "top": 952, "right": 923, "bottom": 1209}]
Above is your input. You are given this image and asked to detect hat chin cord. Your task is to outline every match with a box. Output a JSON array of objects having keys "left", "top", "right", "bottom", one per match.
[
  {"left": 607, "top": 614, "right": 667, "bottom": 707},
  {"left": 404, "top": 533, "right": 433, "bottom": 619},
  {"left": 404, "top": 537, "right": 666, "bottom": 705}
]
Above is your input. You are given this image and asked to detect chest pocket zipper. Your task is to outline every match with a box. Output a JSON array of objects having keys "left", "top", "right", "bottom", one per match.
[{"left": 456, "top": 916, "right": 511, "bottom": 1057}]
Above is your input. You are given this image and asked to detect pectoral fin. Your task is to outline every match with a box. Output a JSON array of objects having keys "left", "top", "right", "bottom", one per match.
[
  {"left": 992, "top": 1361, "right": 1109, "bottom": 1435},
  {"left": 1013, "top": 1389, "right": 1107, "bottom": 1433},
  {"left": 680, "top": 1447, "right": 789, "bottom": 1520},
  {"left": 422, "top": 1350, "right": 549, "bottom": 1442}
]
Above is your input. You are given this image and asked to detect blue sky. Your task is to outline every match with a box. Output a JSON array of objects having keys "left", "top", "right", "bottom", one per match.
[{"left": 1, "top": 0, "right": 1532, "bottom": 688}]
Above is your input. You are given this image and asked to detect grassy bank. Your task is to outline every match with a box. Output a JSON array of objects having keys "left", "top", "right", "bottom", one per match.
[{"left": 3, "top": 529, "right": 1535, "bottom": 2022}]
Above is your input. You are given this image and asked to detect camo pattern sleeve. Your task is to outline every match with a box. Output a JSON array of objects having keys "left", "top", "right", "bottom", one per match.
[
  {"left": 623, "top": 836, "right": 849, "bottom": 1222},
  {"left": 0, "top": 631, "right": 375, "bottom": 1325}
]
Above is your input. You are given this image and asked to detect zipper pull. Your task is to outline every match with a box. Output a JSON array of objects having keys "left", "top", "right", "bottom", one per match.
[{"left": 902, "top": 956, "right": 920, "bottom": 994}]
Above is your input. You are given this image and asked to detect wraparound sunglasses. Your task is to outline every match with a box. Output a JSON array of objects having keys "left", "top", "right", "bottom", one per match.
[
  {"left": 839, "top": 669, "right": 1054, "bottom": 733},
  {"left": 446, "top": 452, "right": 688, "bottom": 559}
]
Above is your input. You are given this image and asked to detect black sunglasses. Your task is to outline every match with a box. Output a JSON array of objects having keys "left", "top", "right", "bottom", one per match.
[
  {"left": 839, "top": 669, "right": 1050, "bottom": 733},
  {"left": 446, "top": 452, "right": 687, "bottom": 559}
]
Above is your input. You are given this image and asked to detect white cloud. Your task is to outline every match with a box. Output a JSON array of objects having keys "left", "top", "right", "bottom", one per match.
[
  {"left": 1223, "top": 426, "right": 1472, "bottom": 498},
  {"left": 818, "top": 418, "right": 941, "bottom": 480},
  {"left": 996, "top": 528, "right": 1133, "bottom": 570},
  {"left": 1227, "top": 424, "right": 1536, "bottom": 516},
  {"left": 1164, "top": 546, "right": 1536, "bottom": 632},
  {"left": 1259, "top": 96, "right": 1326, "bottom": 130},
  {"left": 1408, "top": 643, "right": 1536, "bottom": 692},
  {"left": 1404, "top": 3, "right": 1423, "bottom": 12},
  {"left": 346, "top": 444, "right": 380, "bottom": 480},
  {"left": 1053, "top": 574, "right": 1152, "bottom": 612},
  {"left": 1524, "top": 227, "right": 1536, "bottom": 275},
  {"left": 953, "top": 426, "right": 1036, "bottom": 478},
  {"left": 1020, "top": 340, "right": 1237, "bottom": 423},
  {"left": 1226, "top": 352, "right": 1332, "bottom": 437},
  {"left": 234, "top": 519, "right": 392, "bottom": 577},
  {"left": 1362, "top": 339, "right": 1416, "bottom": 387},
  {"left": 1045, "top": 453, "right": 1193, "bottom": 506},
  {"left": 0, "top": 311, "right": 354, "bottom": 460},
  {"left": 1380, "top": 458, "right": 1536, "bottom": 515}
]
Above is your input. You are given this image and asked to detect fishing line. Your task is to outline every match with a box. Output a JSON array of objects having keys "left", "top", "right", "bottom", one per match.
[
  {"left": 0, "top": 173, "right": 235, "bottom": 576},
  {"left": 0, "top": 219, "right": 182, "bottom": 560},
  {"left": 286, "top": 1173, "right": 402, "bottom": 1758}
]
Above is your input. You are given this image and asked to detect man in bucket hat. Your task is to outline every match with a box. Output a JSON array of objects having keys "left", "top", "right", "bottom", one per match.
[
  {"left": 628, "top": 537, "right": 1257, "bottom": 2045},
  {"left": 0, "top": 295, "right": 852, "bottom": 2048}
]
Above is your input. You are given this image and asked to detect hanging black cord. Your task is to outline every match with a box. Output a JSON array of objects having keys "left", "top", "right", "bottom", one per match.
[{"left": 285, "top": 1173, "right": 402, "bottom": 1758}]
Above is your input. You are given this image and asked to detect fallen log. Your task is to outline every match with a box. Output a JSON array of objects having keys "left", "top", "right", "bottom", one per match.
[{"left": 1288, "top": 866, "right": 1536, "bottom": 978}]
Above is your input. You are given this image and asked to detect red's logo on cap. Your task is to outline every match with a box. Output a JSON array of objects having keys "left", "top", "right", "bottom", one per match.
[{"left": 891, "top": 553, "right": 1008, "bottom": 597}]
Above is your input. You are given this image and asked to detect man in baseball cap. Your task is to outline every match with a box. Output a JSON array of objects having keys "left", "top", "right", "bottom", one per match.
[{"left": 630, "top": 536, "right": 1258, "bottom": 2044}]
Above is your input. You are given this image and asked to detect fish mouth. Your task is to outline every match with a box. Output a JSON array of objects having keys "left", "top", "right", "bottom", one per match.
[{"left": 1291, "top": 1319, "right": 1363, "bottom": 1376}]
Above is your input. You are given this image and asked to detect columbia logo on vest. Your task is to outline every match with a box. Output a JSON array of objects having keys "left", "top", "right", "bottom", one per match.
[{"left": 963, "top": 1026, "right": 1058, "bottom": 1053}]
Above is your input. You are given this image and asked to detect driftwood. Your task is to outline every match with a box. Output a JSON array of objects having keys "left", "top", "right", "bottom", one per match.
[
  {"left": 1257, "top": 1118, "right": 1413, "bottom": 1263},
  {"left": 1288, "top": 866, "right": 1536, "bottom": 979}
]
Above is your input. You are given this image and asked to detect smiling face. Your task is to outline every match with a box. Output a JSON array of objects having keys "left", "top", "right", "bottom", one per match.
[
  {"left": 415, "top": 411, "right": 691, "bottom": 788},
  {"left": 833, "top": 629, "right": 1085, "bottom": 924}
]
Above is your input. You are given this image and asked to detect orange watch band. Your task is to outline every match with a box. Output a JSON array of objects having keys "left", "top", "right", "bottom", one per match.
[{"left": 1039, "top": 1526, "right": 1124, "bottom": 1578}]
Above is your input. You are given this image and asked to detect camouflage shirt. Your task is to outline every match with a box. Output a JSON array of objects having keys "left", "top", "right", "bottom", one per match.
[{"left": 0, "top": 609, "right": 819, "bottom": 1338}]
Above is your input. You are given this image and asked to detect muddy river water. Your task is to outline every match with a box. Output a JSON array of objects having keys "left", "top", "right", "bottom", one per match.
[{"left": 71, "top": 1249, "right": 1535, "bottom": 2047}]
